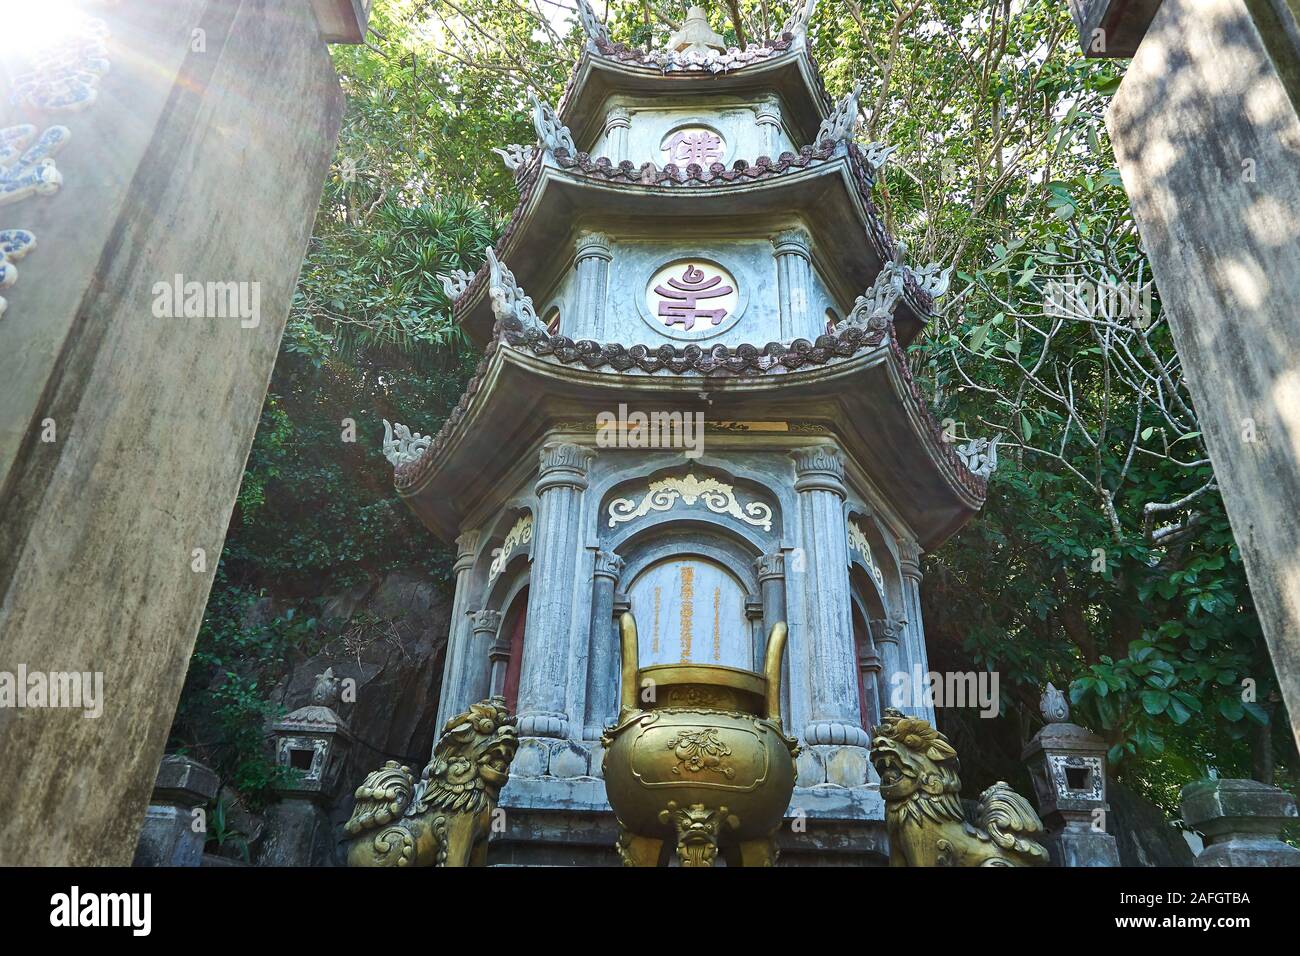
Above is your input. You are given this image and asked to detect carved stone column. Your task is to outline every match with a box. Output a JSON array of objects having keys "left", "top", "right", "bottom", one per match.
[
  {"left": 898, "top": 541, "right": 936, "bottom": 723},
  {"left": 754, "top": 97, "right": 782, "bottom": 158},
  {"left": 584, "top": 550, "right": 625, "bottom": 738},
  {"left": 869, "top": 618, "right": 903, "bottom": 713},
  {"left": 435, "top": 530, "right": 480, "bottom": 730},
  {"left": 754, "top": 552, "right": 790, "bottom": 724},
  {"left": 603, "top": 106, "right": 630, "bottom": 161},
  {"left": 573, "top": 232, "right": 612, "bottom": 338},
  {"left": 792, "top": 446, "right": 869, "bottom": 747},
  {"left": 517, "top": 441, "right": 594, "bottom": 737},
  {"left": 772, "top": 228, "right": 812, "bottom": 341},
  {"left": 468, "top": 609, "right": 502, "bottom": 704}
]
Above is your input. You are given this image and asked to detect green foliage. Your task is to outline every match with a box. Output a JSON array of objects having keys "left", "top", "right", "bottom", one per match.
[{"left": 204, "top": 797, "right": 252, "bottom": 862}]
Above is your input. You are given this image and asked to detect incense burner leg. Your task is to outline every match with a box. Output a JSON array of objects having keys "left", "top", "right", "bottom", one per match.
[
  {"left": 660, "top": 801, "right": 735, "bottom": 868},
  {"left": 616, "top": 825, "right": 664, "bottom": 867},
  {"left": 733, "top": 832, "right": 780, "bottom": 867}
]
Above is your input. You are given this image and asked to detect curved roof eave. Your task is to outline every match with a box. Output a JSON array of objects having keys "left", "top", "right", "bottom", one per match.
[
  {"left": 450, "top": 143, "right": 936, "bottom": 346},
  {"left": 394, "top": 322, "right": 984, "bottom": 548}
]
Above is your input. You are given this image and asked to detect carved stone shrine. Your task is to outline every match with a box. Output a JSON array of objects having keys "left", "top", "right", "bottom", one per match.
[{"left": 383, "top": 0, "right": 991, "bottom": 865}]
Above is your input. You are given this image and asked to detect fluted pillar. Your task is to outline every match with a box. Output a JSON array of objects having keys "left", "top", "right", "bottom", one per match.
[
  {"left": 772, "top": 228, "right": 812, "bottom": 341},
  {"left": 517, "top": 441, "right": 594, "bottom": 737},
  {"left": 792, "top": 446, "right": 869, "bottom": 747},
  {"left": 898, "top": 541, "right": 936, "bottom": 723},
  {"left": 467, "top": 609, "right": 501, "bottom": 705},
  {"left": 573, "top": 232, "right": 612, "bottom": 338},
  {"left": 584, "top": 550, "right": 625, "bottom": 738},
  {"left": 755, "top": 97, "right": 782, "bottom": 158},
  {"left": 754, "top": 551, "right": 790, "bottom": 726},
  {"left": 435, "top": 530, "right": 480, "bottom": 730},
  {"left": 603, "top": 106, "right": 630, "bottom": 161},
  {"left": 869, "top": 617, "right": 903, "bottom": 714}
]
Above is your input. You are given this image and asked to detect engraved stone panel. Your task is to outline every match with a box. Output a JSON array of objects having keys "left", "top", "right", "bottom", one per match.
[{"left": 626, "top": 556, "right": 750, "bottom": 668}]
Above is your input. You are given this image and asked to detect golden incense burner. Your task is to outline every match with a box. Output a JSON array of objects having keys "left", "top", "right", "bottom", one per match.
[{"left": 601, "top": 613, "right": 798, "bottom": 866}]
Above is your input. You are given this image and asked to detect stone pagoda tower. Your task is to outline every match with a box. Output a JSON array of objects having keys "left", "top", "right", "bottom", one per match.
[{"left": 382, "top": 0, "right": 993, "bottom": 865}]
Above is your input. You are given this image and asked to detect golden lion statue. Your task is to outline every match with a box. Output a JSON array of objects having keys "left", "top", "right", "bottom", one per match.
[
  {"left": 345, "top": 696, "right": 518, "bottom": 867},
  {"left": 869, "top": 709, "right": 1049, "bottom": 867}
]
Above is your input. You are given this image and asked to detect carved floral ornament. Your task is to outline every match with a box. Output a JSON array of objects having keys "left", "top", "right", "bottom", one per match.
[
  {"left": 607, "top": 473, "right": 773, "bottom": 531},
  {"left": 488, "top": 513, "right": 533, "bottom": 582},
  {"left": 847, "top": 519, "right": 886, "bottom": 593}
]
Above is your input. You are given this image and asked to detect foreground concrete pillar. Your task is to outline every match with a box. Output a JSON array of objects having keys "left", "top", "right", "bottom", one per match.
[
  {"left": 1103, "top": 0, "right": 1300, "bottom": 751},
  {"left": 1180, "top": 778, "right": 1300, "bottom": 866},
  {"left": 132, "top": 755, "right": 219, "bottom": 867},
  {"left": 0, "top": 0, "right": 364, "bottom": 864}
]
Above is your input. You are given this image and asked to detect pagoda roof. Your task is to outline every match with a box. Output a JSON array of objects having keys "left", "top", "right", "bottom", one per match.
[
  {"left": 451, "top": 139, "right": 936, "bottom": 348},
  {"left": 394, "top": 317, "right": 986, "bottom": 550},
  {"left": 556, "top": 33, "right": 834, "bottom": 149}
]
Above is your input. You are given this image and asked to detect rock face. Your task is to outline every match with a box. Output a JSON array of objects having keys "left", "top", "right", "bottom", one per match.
[
  {"left": 257, "top": 569, "right": 452, "bottom": 865},
  {"left": 1108, "top": 781, "right": 1196, "bottom": 867}
]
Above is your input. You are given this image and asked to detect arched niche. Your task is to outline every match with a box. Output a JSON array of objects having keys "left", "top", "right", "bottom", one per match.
[
  {"left": 497, "top": 583, "right": 529, "bottom": 711},
  {"left": 615, "top": 519, "right": 763, "bottom": 672},
  {"left": 474, "top": 503, "right": 534, "bottom": 610},
  {"left": 849, "top": 564, "right": 888, "bottom": 731},
  {"left": 846, "top": 507, "right": 901, "bottom": 614}
]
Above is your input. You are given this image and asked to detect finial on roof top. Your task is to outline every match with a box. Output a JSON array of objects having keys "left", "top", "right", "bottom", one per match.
[
  {"left": 575, "top": 0, "right": 609, "bottom": 48},
  {"left": 1040, "top": 682, "right": 1070, "bottom": 723},
  {"left": 834, "top": 244, "right": 906, "bottom": 334},
  {"left": 530, "top": 94, "right": 576, "bottom": 157},
  {"left": 666, "top": 6, "right": 727, "bottom": 56},
  {"left": 781, "top": 0, "right": 819, "bottom": 39},
  {"left": 815, "top": 81, "right": 863, "bottom": 148},
  {"left": 492, "top": 143, "right": 536, "bottom": 184},
  {"left": 486, "top": 247, "right": 546, "bottom": 334}
]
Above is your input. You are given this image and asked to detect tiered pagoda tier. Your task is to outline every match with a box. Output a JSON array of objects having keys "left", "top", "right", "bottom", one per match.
[{"left": 381, "top": 1, "right": 993, "bottom": 865}]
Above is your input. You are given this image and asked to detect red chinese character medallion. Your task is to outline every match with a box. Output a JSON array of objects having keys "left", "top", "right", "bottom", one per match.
[{"left": 648, "top": 261, "right": 738, "bottom": 332}]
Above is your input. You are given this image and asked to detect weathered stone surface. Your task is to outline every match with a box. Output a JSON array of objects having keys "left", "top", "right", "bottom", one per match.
[
  {"left": 1181, "top": 778, "right": 1300, "bottom": 867},
  {"left": 823, "top": 744, "right": 872, "bottom": 788},
  {"left": 152, "top": 754, "right": 220, "bottom": 808},
  {"left": 1067, "top": 0, "right": 1164, "bottom": 57},
  {"left": 0, "top": 0, "right": 346, "bottom": 865},
  {"left": 132, "top": 755, "right": 220, "bottom": 867},
  {"left": 1108, "top": 0, "right": 1300, "bottom": 754},
  {"left": 796, "top": 746, "right": 826, "bottom": 786},
  {"left": 258, "top": 800, "right": 335, "bottom": 868},
  {"left": 1108, "top": 781, "right": 1196, "bottom": 867},
  {"left": 512, "top": 738, "right": 551, "bottom": 778},
  {"left": 548, "top": 739, "right": 591, "bottom": 778}
]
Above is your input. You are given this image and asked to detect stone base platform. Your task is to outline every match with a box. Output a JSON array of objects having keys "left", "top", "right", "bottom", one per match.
[{"left": 489, "top": 771, "right": 888, "bottom": 866}]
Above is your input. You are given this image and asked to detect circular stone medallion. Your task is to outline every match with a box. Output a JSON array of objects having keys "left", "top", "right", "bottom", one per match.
[{"left": 643, "top": 259, "right": 742, "bottom": 340}]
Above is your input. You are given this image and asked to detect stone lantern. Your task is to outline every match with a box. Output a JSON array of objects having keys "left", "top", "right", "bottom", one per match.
[
  {"left": 261, "top": 669, "right": 353, "bottom": 866},
  {"left": 270, "top": 667, "right": 353, "bottom": 798},
  {"left": 1021, "top": 683, "right": 1119, "bottom": 866}
]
